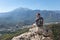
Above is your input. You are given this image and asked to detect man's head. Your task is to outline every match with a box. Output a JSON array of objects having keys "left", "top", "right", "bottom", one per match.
[{"left": 36, "top": 13, "right": 40, "bottom": 18}]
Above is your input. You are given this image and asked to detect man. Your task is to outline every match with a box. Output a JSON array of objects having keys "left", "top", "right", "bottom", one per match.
[
  {"left": 31, "top": 13, "right": 52, "bottom": 37},
  {"left": 36, "top": 13, "right": 43, "bottom": 27},
  {"left": 34, "top": 13, "right": 52, "bottom": 37},
  {"left": 32, "top": 13, "right": 43, "bottom": 27},
  {"left": 32, "top": 13, "right": 44, "bottom": 35}
]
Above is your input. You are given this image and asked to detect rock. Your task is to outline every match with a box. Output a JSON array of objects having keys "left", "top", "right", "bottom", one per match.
[{"left": 12, "top": 27, "right": 53, "bottom": 40}]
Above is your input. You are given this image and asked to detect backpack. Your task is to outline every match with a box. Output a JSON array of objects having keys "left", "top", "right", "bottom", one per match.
[{"left": 36, "top": 17, "right": 43, "bottom": 27}]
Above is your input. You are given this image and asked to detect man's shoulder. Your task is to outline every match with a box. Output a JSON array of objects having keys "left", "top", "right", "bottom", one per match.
[{"left": 40, "top": 17, "right": 43, "bottom": 19}]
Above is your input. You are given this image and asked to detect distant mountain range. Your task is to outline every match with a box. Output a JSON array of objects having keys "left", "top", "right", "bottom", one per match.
[{"left": 0, "top": 8, "right": 60, "bottom": 25}]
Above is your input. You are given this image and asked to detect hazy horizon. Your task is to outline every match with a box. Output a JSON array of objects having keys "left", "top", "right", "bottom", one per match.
[
  {"left": 0, "top": 7, "right": 60, "bottom": 13},
  {"left": 0, "top": 0, "right": 60, "bottom": 13}
]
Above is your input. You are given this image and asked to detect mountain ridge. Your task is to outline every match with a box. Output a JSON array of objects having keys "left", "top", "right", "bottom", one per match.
[{"left": 0, "top": 7, "right": 60, "bottom": 28}]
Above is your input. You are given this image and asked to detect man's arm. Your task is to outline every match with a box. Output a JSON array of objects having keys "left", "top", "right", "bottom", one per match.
[
  {"left": 41, "top": 17, "right": 44, "bottom": 26},
  {"left": 32, "top": 23, "right": 36, "bottom": 28}
]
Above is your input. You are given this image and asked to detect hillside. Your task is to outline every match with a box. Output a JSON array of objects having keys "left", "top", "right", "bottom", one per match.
[
  {"left": 0, "top": 28, "right": 29, "bottom": 40},
  {"left": 0, "top": 23, "right": 60, "bottom": 40},
  {"left": 0, "top": 8, "right": 60, "bottom": 30},
  {"left": 0, "top": 8, "right": 60, "bottom": 24},
  {"left": 51, "top": 23, "right": 60, "bottom": 40},
  {"left": 12, "top": 25, "right": 53, "bottom": 40}
]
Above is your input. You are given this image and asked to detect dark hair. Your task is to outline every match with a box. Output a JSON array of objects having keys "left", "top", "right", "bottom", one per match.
[{"left": 37, "top": 13, "right": 40, "bottom": 15}]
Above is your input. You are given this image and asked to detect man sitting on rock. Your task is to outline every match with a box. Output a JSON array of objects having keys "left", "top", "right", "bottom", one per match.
[
  {"left": 31, "top": 13, "right": 44, "bottom": 35},
  {"left": 32, "top": 13, "right": 44, "bottom": 27},
  {"left": 36, "top": 13, "right": 44, "bottom": 34},
  {"left": 36, "top": 13, "right": 43, "bottom": 27}
]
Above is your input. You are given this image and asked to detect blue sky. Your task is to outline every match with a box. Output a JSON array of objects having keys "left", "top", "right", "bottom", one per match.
[{"left": 0, "top": 0, "right": 60, "bottom": 13}]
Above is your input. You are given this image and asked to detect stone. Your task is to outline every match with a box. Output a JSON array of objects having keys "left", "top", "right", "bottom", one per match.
[{"left": 12, "top": 26, "right": 53, "bottom": 40}]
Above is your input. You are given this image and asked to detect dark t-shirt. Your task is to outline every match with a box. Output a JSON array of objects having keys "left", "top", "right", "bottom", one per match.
[{"left": 36, "top": 17, "right": 43, "bottom": 27}]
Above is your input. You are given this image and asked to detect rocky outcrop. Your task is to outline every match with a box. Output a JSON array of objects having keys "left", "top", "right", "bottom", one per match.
[{"left": 12, "top": 26, "right": 53, "bottom": 40}]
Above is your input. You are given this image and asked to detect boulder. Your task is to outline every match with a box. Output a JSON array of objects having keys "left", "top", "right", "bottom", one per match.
[{"left": 12, "top": 27, "right": 53, "bottom": 40}]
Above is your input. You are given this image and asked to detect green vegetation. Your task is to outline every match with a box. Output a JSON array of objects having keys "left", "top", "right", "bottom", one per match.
[
  {"left": 51, "top": 24, "right": 60, "bottom": 40},
  {"left": 0, "top": 28, "right": 29, "bottom": 40},
  {"left": 0, "top": 23, "right": 60, "bottom": 40}
]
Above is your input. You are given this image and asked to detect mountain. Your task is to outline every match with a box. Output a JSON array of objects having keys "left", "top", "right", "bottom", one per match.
[{"left": 0, "top": 8, "right": 60, "bottom": 27}]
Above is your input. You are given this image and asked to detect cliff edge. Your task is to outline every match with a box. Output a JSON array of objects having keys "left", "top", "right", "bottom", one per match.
[{"left": 12, "top": 26, "right": 53, "bottom": 40}]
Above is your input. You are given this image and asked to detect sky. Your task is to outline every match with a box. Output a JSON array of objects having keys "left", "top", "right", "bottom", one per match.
[{"left": 0, "top": 0, "right": 60, "bottom": 13}]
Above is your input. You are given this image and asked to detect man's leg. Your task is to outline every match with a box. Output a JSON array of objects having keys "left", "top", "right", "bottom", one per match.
[{"left": 37, "top": 26, "right": 44, "bottom": 35}]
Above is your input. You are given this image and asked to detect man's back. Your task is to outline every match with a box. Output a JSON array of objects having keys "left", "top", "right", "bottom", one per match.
[{"left": 36, "top": 17, "right": 43, "bottom": 27}]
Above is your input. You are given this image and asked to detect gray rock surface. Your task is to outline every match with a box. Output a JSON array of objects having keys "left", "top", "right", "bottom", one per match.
[{"left": 12, "top": 27, "right": 53, "bottom": 40}]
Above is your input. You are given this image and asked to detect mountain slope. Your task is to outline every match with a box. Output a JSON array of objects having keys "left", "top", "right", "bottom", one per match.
[
  {"left": 0, "top": 8, "right": 60, "bottom": 27},
  {"left": 12, "top": 26, "right": 53, "bottom": 40}
]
